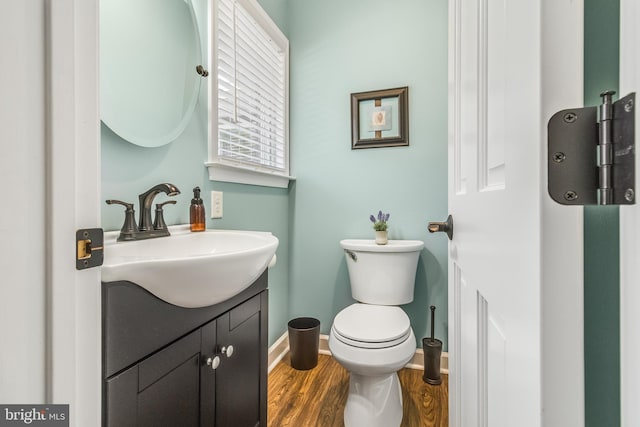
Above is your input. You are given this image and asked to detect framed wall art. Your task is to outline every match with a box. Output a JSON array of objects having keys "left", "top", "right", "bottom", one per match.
[{"left": 350, "top": 86, "right": 409, "bottom": 149}]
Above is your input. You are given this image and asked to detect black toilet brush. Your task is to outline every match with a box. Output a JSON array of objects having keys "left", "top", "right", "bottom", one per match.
[{"left": 422, "top": 305, "right": 443, "bottom": 385}]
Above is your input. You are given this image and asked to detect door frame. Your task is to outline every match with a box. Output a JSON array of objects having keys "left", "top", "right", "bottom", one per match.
[
  {"left": 46, "top": 0, "right": 101, "bottom": 425},
  {"left": 540, "top": 1, "right": 585, "bottom": 425},
  {"left": 619, "top": 1, "right": 639, "bottom": 425}
]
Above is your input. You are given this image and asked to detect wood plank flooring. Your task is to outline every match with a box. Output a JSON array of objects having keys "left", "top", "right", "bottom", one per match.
[{"left": 268, "top": 354, "right": 448, "bottom": 427}]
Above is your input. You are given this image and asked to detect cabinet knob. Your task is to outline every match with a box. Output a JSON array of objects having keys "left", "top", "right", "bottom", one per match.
[
  {"left": 206, "top": 356, "right": 221, "bottom": 370},
  {"left": 221, "top": 345, "right": 234, "bottom": 358}
]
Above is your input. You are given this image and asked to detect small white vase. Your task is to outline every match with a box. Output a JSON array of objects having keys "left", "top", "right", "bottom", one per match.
[{"left": 375, "top": 230, "right": 388, "bottom": 245}]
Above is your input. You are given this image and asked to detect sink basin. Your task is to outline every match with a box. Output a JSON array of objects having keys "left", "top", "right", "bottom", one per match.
[{"left": 102, "top": 226, "right": 279, "bottom": 308}]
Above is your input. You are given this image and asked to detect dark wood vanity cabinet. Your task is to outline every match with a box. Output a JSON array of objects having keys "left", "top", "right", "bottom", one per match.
[{"left": 102, "top": 271, "right": 268, "bottom": 427}]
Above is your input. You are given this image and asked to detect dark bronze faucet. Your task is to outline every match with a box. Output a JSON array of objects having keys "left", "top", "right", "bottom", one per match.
[
  {"left": 106, "top": 183, "right": 180, "bottom": 241},
  {"left": 138, "top": 183, "right": 180, "bottom": 231}
]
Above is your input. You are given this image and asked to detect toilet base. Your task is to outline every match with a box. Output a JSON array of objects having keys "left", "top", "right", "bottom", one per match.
[{"left": 344, "top": 372, "right": 403, "bottom": 427}]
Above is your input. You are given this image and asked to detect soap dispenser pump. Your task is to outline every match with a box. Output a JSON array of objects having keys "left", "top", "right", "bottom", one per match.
[{"left": 190, "top": 187, "right": 205, "bottom": 232}]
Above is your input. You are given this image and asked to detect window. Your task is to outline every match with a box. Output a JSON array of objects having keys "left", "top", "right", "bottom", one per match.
[{"left": 206, "top": 0, "right": 292, "bottom": 188}]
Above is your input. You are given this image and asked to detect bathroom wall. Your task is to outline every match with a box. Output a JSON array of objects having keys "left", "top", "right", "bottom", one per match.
[
  {"left": 253, "top": 0, "right": 288, "bottom": 35},
  {"left": 101, "top": 0, "right": 290, "bottom": 346},
  {"left": 287, "top": 0, "right": 449, "bottom": 348}
]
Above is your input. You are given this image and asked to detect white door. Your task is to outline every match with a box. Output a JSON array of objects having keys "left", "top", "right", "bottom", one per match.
[
  {"left": 619, "top": 1, "right": 640, "bottom": 425},
  {"left": 447, "top": 1, "right": 584, "bottom": 426}
]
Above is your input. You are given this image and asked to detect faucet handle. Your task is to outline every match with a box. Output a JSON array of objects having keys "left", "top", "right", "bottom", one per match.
[
  {"left": 153, "top": 200, "right": 176, "bottom": 231},
  {"left": 105, "top": 200, "right": 138, "bottom": 241},
  {"left": 156, "top": 200, "right": 177, "bottom": 208},
  {"left": 105, "top": 199, "right": 133, "bottom": 209}
]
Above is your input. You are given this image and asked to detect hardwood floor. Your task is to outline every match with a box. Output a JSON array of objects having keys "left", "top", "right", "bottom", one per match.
[{"left": 268, "top": 354, "right": 448, "bottom": 427}]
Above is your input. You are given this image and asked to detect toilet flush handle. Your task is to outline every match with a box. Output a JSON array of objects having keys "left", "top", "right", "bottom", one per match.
[{"left": 344, "top": 249, "right": 357, "bottom": 262}]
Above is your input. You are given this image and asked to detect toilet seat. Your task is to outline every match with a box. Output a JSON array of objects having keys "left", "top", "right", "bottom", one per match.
[{"left": 332, "top": 304, "right": 411, "bottom": 349}]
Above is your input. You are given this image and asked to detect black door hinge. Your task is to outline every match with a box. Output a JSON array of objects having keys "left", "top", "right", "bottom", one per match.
[{"left": 548, "top": 91, "right": 635, "bottom": 205}]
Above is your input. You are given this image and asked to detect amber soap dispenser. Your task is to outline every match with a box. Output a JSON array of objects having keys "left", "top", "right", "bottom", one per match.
[{"left": 190, "top": 187, "right": 206, "bottom": 232}]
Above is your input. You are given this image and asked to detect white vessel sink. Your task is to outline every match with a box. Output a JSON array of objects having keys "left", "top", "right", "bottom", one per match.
[{"left": 102, "top": 226, "right": 279, "bottom": 308}]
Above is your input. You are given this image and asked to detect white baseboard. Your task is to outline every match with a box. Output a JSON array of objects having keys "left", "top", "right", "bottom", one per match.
[
  {"left": 405, "top": 347, "right": 449, "bottom": 374},
  {"left": 267, "top": 332, "right": 290, "bottom": 373},
  {"left": 318, "top": 333, "right": 331, "bottom": 355},
  {"left": 268, "top": 332, "right": 449, "bottom": 374}
]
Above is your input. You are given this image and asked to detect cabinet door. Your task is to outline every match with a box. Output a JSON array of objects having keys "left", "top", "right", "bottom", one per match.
[
  {"left": 105, "top": 329, "right": 202, "bottom": 427},
  {"left": 215, "top": 293, "right": 267, "bottom": 426}
]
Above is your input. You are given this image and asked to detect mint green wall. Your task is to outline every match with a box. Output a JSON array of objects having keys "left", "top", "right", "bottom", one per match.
[
  {"left": 254, "top": 0, "right": 288, "bottom": 35},
  {"left": 287, "top": 0, "right": 449, "bottom": 348},
  {"left": 101, "top": 0, "right": 290, "bottom": 346},
  {"left": 584, "top": 1, "right": 620, "bottom": 425}
]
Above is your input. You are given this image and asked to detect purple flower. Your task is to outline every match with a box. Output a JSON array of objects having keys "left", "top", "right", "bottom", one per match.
[{"left": 369, "top": 210, "right": 390, "bottom": 231}]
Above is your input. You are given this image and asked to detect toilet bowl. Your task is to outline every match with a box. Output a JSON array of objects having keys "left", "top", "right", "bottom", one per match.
[
  {"left": 329, "top": 303, "right": 416, "bottom": 427},
  {"left": 329, "top": 239, "right": 424, "bottom": 427}
]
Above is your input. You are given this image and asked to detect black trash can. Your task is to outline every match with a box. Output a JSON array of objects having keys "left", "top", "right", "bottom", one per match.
[{"left": 287, "top": 317, "right": 320, "bottom": 370}]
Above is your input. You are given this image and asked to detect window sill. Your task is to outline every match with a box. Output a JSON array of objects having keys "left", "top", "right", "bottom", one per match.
[{"left": 205, "top": 161, "right": 295, "bottom": 188}]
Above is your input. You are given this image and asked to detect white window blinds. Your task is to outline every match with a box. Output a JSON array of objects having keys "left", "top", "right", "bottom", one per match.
[{"left": 216, "top": 0, "right": 288, "bottom": 175}]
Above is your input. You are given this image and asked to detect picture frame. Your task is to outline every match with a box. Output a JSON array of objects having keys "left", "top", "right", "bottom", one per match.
[{"left": 350, "top": 86, "right": 409, "bottom": 149}]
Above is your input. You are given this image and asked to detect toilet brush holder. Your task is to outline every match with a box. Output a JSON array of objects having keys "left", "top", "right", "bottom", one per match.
[{"left": 422, "top": 337, "right": 442, "bottom": 385}]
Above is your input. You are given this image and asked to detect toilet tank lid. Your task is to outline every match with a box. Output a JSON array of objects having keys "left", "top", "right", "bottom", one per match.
[
  {"left": 340, "top": 239, "right": 424, "bottom": 253},
  {"left": 333, "top": 303, "right": 411, "bottom": 344}
]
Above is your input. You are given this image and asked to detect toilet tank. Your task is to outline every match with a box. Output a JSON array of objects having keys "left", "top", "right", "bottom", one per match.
[{"left": 340, "top": 239, "right": 424, "bottom": 305}]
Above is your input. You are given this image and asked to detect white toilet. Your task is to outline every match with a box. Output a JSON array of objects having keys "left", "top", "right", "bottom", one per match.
[{"left": 329, "top": 238, "right": 424, "bottom": 427}]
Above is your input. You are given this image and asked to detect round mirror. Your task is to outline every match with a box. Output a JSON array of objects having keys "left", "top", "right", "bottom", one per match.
[{"left": 100, "top": 0, "right": 203, "bottom": 147}]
